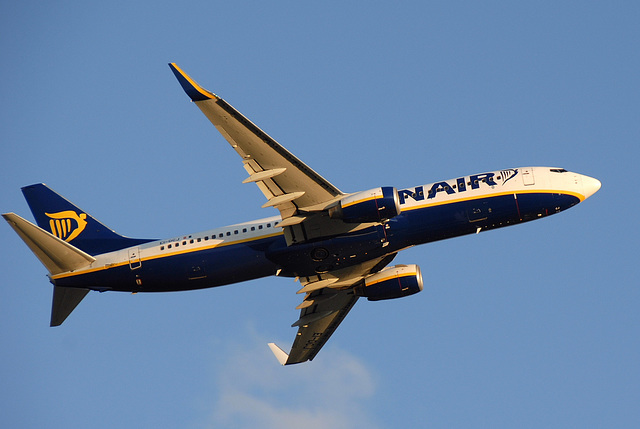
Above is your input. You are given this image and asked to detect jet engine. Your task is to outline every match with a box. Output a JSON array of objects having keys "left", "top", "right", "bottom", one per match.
[
  {"left": 328, "top": 187, "right": 401, "bottom": 223},
  {"left": 354, "top": 264, "right": 423, "bottom": 301}
]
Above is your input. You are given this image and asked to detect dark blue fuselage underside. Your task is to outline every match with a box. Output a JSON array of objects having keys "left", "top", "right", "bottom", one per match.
[{"left": 54, "top": 192, "right": 580, "bottom": 293}]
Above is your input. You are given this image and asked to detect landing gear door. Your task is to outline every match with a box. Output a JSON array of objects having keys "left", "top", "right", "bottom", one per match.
[
  {"left": 128, "top": 247, "right": 142, "bottom": 270},
  {"left": 522, "top": 168, "right": 535, "bottom": 186}
]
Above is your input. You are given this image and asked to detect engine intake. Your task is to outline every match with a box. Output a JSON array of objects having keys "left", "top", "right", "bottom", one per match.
[
  {"left": 329, "top": 187, "right": 401, "bottom": 223},
  {"left": 355, "top": 264, "right": 423, "bottom": 301}
]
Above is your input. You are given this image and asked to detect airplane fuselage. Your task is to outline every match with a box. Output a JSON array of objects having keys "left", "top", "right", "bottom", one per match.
[{"left": 50, "top": 166, "right": 599, "bottom": 293}]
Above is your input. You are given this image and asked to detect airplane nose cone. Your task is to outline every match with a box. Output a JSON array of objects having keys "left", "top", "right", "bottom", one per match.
[{"left": 581, "top": 175, "right": 601, "bottom": 199}]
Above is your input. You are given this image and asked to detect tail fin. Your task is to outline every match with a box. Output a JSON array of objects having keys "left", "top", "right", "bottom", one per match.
[
  {"left": 3, "top": 212, "right": 94, "bottom": 326},
  {"left": 21, "top": 184, "right": 152, "bottom": 255}
]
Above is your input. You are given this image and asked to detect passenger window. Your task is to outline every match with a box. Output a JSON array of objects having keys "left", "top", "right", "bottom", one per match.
[
  {"left": 266, "top": 223, "right": 271, "bottom": 228},
  {"left": 219, "top": 233, "right": 223, "bottom": 238},
  {"left": 259, "top": 225, "right": 263, "bottom": 230},
  {"left": 251, "top": 226, "right": 255, "bottom": 231},
  {"left": 226, "top": 232, "right": 231, "bottom": 236},
  {"left": 234, "top": 230, "right": 238, "bottom": 235},
  {"left": 161, "top": 246, "right": 165, "bottom": 250},
  {"left": 242, "top": 228, "right": 247, "bottom": 233}
]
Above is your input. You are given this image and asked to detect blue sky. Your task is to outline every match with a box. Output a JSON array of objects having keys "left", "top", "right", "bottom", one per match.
[{"left": 1, "top": 1, "right": 638, "bottom": 428}]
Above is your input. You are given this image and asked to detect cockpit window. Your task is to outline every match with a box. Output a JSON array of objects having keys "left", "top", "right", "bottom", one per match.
[{"left": 550, "top": 168, "right": 568, "bottom": 173}]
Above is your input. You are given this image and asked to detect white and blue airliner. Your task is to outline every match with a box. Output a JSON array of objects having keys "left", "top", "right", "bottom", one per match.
[{"left": 3, "top": 64, "right": 601, "bottom": 365}]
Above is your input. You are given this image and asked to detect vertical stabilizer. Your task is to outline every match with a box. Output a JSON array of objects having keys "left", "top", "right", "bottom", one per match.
[{"left": 21, "top": 184, "right": 153, "bottom": 255}]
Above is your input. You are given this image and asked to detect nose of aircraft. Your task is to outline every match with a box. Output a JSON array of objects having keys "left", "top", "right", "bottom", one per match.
[{"left": 581, "top": 174, "right": 601, "bottom": 199}]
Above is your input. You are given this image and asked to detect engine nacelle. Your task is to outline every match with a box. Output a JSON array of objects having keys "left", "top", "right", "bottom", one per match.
[
  {"left": 328, "top": 187, "right": 401, "bottom": 223},
  {"left": 354, "top": 264, "right": 423, "bottom": 301}
]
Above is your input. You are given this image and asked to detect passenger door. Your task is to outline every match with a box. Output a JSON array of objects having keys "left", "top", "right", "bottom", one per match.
[{"left": 128, "top": 247, "right": 141, "bottom": 270}]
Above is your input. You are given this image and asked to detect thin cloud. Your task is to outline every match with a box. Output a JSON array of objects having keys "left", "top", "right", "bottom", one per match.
[{"left": 206, "top": 338, "right": 380, "bottom": 429}]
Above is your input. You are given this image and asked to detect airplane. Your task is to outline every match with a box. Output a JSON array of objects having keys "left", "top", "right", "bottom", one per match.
[{"left": 3, "top": 63, "right": 601, "bottom": 365}]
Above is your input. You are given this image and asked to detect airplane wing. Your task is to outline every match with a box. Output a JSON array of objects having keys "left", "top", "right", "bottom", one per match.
[
  {"left": 271, "top": 254, "right": 397, "bottom": 365},
  {"left": 270, "top": 287, "right": 359, "bottom": 365},
  {"left": 169, "top": 63, "right": 344, "bottom": 223},
  {"left": 169, "top": 64, "right": 397, "bottom": 363}
]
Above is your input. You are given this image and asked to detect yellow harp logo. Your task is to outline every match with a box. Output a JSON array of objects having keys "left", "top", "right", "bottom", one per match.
[{"left": 46, "top": 211, "right": 88, "bottom": 242}]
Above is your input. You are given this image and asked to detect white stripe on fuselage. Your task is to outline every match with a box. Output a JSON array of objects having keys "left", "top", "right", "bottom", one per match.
[{"left": 396, "top": 166, "right": 587, "bottom": 211}]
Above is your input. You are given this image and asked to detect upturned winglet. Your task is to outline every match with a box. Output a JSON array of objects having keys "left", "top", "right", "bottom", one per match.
[
  {"left": 268, "top": 343, "right": 289, "bottom": 366},
  {"left": 169, "top": 63, "right": 218, "bottom": 102}
]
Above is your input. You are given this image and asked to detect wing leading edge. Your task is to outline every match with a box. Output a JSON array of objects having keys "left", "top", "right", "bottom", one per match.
[{"left": 169, "top": 63, "right": 344, "bottom": 221}]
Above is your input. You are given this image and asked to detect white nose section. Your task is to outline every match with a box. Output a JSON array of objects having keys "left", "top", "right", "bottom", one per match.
[{"left": 581, "top": 175, "right": 601, "bottom": 199}]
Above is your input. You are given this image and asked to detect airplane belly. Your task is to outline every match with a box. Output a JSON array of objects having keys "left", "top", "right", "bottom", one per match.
[
  {"left": 514, "top": 193, "right": 580, "bottom": 221},
  {"left": 54, "top": 240, "right": 280, "bottom": 292},
  {"left": 395, "top": 192, "right": 579, "bottom": 246},
  {"left": 265, "top": 226, "right": 389, "bottom": 277},
  {"left": 139, "top": 245, "right": 279, "bottom": 291}
]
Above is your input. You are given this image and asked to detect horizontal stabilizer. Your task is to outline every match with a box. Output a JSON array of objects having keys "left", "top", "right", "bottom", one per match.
[
  {"left": 3, "top": 213, "right": 95, "bottom": 275},
  {"left": 51, "top": 286, "right": 89, "bottom": 326}
]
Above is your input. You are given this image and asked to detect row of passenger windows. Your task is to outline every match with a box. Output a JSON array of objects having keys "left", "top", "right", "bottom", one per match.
[{"left": 159, "top": 221, "right": 279, "bottom": 251}]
